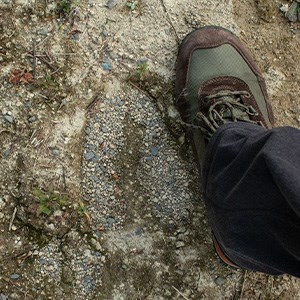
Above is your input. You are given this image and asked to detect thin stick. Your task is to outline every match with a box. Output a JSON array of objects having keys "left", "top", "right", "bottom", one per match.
[
  {"left": 32, "top": 40, "right": 37, "bottom": 79},
  {"left": 51, "top": 66, "right": 62, "bottom": 75},
  {"left": 239, "top": 270, "right": 248, "bottom": 299},
  {"left": 38, "top": 56, "right": 56, "bottom": 70},
  {"left": 128, "top": 80, "right": 157, "bottom": 102},
  {"left": 61, "top": 165, "right": 67, "bottom": 191},
  {"left": 9, "top": 207, "right": 17, "bottom": 231},
  {"left": 172, "top": 286, "right": 189, "bottom": 300},
  {"left": 86, "top": 96, "right": 101, "bottom": 111},
  {"left": 159, "top": 0, "right": 180, "bottom": 44}
]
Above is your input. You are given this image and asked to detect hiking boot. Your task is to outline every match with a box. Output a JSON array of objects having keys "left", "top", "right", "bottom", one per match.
[
  {"left": 175, "top": 26, "right": 274, "bottom": 170},
  {"left": 175, "top": 26, "right": 275, "bottom": 269}
]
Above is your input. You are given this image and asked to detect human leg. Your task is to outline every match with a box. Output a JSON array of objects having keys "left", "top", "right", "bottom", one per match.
[{"left": 203, "top": 122, "right": 300, "bottom": 277}]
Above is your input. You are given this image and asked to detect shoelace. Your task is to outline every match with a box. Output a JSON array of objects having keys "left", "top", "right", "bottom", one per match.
[{"left": 180, "top": 90, "right": 264, "bottom": 140}]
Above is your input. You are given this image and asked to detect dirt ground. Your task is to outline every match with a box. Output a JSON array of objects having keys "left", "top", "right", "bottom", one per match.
[{"left": 0, "top": 0, "right": 300, "bottom": 299}]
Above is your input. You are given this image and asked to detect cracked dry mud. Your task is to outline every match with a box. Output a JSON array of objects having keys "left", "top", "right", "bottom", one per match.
[{"left": 0, "top": 0, "right": 300, "bottom": 299}]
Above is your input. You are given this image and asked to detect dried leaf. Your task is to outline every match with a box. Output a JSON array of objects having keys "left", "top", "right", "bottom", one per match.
[{"left": 9, "top": 69, "right": 34, "bottom": 84}]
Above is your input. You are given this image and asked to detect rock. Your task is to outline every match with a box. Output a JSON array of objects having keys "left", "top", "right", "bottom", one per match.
[
  {"left": 102, "top": 62, "right": 112, "bottom": 71},
  {"left": 52, "top": 149, "right": 60, "bottom": 156},
  {"left": 175, "top": 241, "right": 185, "bottom": 248},
  {"left": 151, "top": 146, "right": 159, "bottom": 156},
  {"left": 83, "top": 276, "right": 96, "bottom": 289},
  {"left": 101, "top": 126, "right": 108, "bottom": 133},
  {"left": 0, "top": 294, "right": 8, "bottom": 300},
  {"left": 106, "top": 216, "right": 116, "bottom": 226},
  {"left": 0, "top": 198, "right": 5, "bottom": 209},
  {"left": 53, "top": 210, "right": 63, "bottom": 217},
  {"left": 46, "top": 223, "right": 55, "bottom": 231},
  {"left": 117, "top": 99, "right": 125, "bottom": 106},
  {"left": 285, "top": 1, "right": 299, "bottom": 22},
  {"left": 85, "top": 151, "right": 95, "bottom": 160},
  {"left": 107, "top": 0, "right": 118, "bottom": 9},
  {"left": 84, "top": 249, "right": 91, "bottom": 257},
  {"left": 3, "top": 147, "right": 11, "bottom": 158},
  {"left": 135, "top": 227, "right": 144, "bottom": 235},
  {"left": 37, "top": 28, "right": 48, "bottom": 36},
  {"left": 10, "top": 274, "right": 20, "bottom": 280},
  {"left": 4, "top": 115, "right": 13, "bottom": 124},
  {"left": 101, "top": 30, "right": 109, "bottom": 37},
  {"left": 215, "top": 276, "right": 225, "bottom": 286},
  {"left": 28, "top": 116, "right": 37, "bottom": 123},
  {"left": 91, "top": 238, "right": 102, "bottom": 250},
  {"left": 280, "top": 4, "right": 289, "bottom": 14}
]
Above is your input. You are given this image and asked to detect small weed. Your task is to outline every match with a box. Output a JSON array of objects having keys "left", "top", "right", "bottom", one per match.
[
  {"left": 45, "top": 74, "right": 55, "bottom": 84},
  {"left": 57, "top": 0, "right": 80, "bottom": 15},
  {"left": 137, "top": 61, "right": 149, "bottom": 81},
  {"left": 77, "top": 200, "right": 91, "bottom": 223},
  {"left": 126, "top": 0, "right": 139, "bottom": 11},
  {"left": 32, "top": 187, "right": 69, "bottom": 216},
  {"left": 78, "top": 201, "right": 87, "bottom": 215}
]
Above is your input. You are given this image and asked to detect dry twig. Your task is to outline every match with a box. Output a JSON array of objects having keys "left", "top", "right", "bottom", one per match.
[
  {"left": 159, "top": 0, "right": 180, "bottom": 44},
  {"left": 172, "top": 286, "right": 189, "bottom": 300},
  {"left": 86, "top": 95, "right": 102, "bottom": 111},
  {"left": 9, "top": 207, "right": 17, "bottom": 231},
  {"left": 32, "top": 40, "right": 37, "bottom": 79},
  {"left": 240, "top": 270, "right": 248, "bottom": 299}
]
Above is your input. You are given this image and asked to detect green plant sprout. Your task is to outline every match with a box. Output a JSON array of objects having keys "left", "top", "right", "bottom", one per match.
[
  {"left": 32, "top": 187, "right": 68, "bottom": 216},
  {"left": 126, "top": 0, "right": 138, "bottom": 10}
]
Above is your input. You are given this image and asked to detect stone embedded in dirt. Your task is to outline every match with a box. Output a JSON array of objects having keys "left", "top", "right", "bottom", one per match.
[
  {"left": 215, "top": 277, "right": 225, "bottom": 286},
  {"left": 107, "top": 0, "right": 118, "bottom": 9},
  {"left": 102, "top": 62, "right": 112, "bottom": 71},
  {"left": 151, "top": 146, "right": 158, "bottom": 156},
  {"left": 28, "top": 116, "right": 37, "bottom": 123},
  {"left": 84, "top": 151, "right": 95, "bottom": 160},
  {"left": 101, "top": 125, "right": 109, "bottom": 133},
  {"left": 3, "top": 147, "right": 11, "bottom": 158},
  {"left": 0, "top": 293, "right": 8, "bottom": 300},
  {"left": 10, "top": 274, "right": 20, "bottom": 280},
  {"left": 175, "top": 241, "right": 185, "bottom": 248},
  {"left": 37, "top": 28, "right": 48, "bottom": 36},
  {"left": 52, "top": 149, "right": 60, "bottom": 156},
  {"left": 285, "top": 1, "right": 299, "bottom": 22},
  {"left": 3, "top": 115, "right": 13, "bottom": 124},
  {"left": 106, "top": 216, "right": 116, "bottom": 226}
]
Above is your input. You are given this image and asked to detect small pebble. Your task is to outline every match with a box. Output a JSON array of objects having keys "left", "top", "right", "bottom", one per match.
[
  {"left": 52, "top": 149, "right": 60, "bottom": 156},
  {"left": 215, "top": 277, "right": 225, "bottom": 286},
  {"left": 151, "top": 146, "right": 159, "bottom": 156},
  {"left": 101, "top": 126, "right": 108, "bottom": 133},
  {"left": 175, "top": 241, "right": 185, "bottom": 248},
  {"left": 4, "top": 115, "right": 14, "bottom": 124},
  {"left": 102, "top": 62, "right": 112, "bottom": 71},
  {"left": 10, "top": 274, "right": 20, "bottom": 280},
  {"left": 37, "top": 28, "right": 48, "bottom": 36},
  {"left": 85, "top": 151, "right": 95, "bottom": 160},
  {"left": 107, "top": 0, "right": 118, "bottom": 9},
  {"left": 0, "top": 294, "right": 8, "bottom": 300},
  {"left": 3, "top": 147, "right": 11, "bottom": 158},
  {"left": 28, "top": 116, "right": 37, "bottom": 123}
]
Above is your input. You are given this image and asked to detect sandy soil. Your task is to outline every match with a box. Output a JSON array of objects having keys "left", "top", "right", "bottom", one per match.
[{"left": 0, "top": 0, "right": 300, "bottom": 299}]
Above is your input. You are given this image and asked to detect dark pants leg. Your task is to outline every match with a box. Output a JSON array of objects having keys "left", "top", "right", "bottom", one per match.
[{"left": 203, "top": 122, "right": 300, "bottom": 277}]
